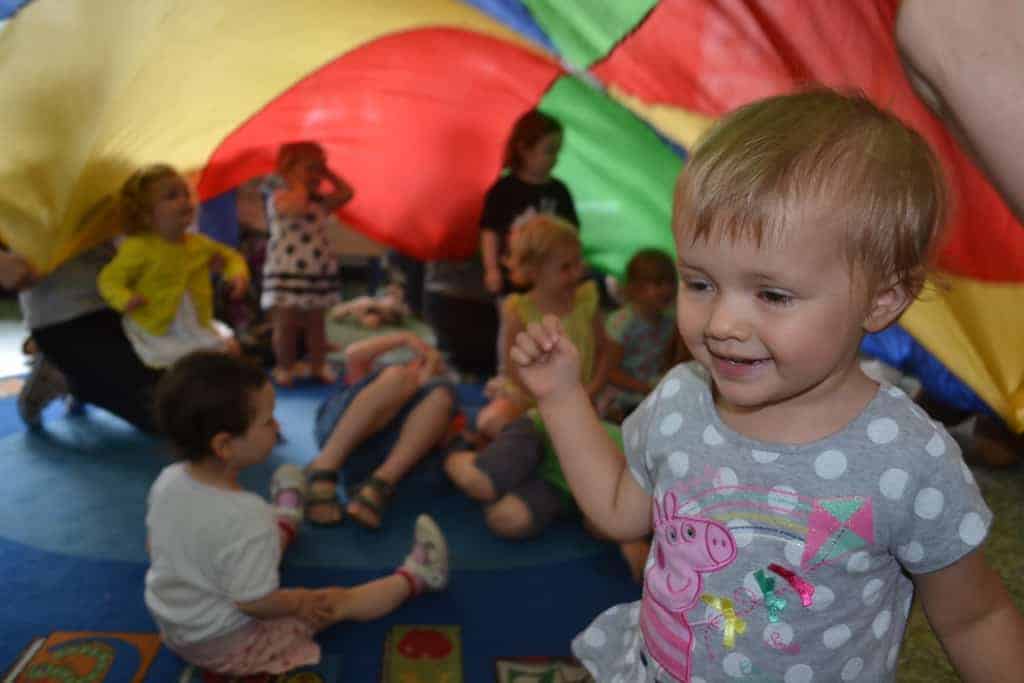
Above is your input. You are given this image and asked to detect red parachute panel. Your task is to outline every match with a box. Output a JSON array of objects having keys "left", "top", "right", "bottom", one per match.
[
  {"left": 198, "top": 28, "right": 563, "bottom": 260},
  {"left": 593, "top": 0, "right": 1024, "bottom": 282}
]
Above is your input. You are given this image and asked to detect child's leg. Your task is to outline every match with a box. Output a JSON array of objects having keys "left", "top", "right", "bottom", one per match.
[
  {"left": 306, "top": 366, "right": 422, "bottom": 525},
  {"left": 271, "top": 306, "right": 299, "bottom": 384},
  {"left": 445, "top": 416, "right": 540, "bottom": 502},
  {"left": 483, "top": 479, "right": 562, "bottom": 540},
  {"left": 347, "top": 385, "right": 455, "bottom": 528},
  {"left": 270, "top": 464, "right": 306, "bottom": 551},
  {"left": 302, "top": 308, "right": 334, "bottom": 383},
  {"left": 320, "top": 515, "right": 448, "bottom": 623}
]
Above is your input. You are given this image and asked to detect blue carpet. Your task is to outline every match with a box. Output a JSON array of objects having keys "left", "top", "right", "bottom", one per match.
[{"left": 0, "top": 380, "right": 641, "bottom": 680}]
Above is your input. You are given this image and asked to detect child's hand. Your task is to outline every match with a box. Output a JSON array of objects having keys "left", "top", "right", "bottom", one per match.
[
  {"left": 415, "top": 347, "right": 443, "bottom": 385},
  {"left": 124, "top": 293, "right": 148, "bottom": 313},
  {"left": 229, "top": 276, "right": 248, "bottom": 300},
  {"left": 297, "top": 588, "right": 335, "bottom": 629},
  {"left": 209, "top": 253, "right": 225, "bottom": 274},
  {"left": 510, "top": 315, "right": 582, "bottom": 401}
]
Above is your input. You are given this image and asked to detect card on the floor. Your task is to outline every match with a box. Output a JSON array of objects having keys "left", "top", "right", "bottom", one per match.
[
  {"left": 2, "top": 631, "right": 161, "bottom": 683},
  {"left": 494, "top": 656, "right": 592, "bottom": 683},
  {"left": 381, "top": 625, "right": 461, "bottom": 683}
]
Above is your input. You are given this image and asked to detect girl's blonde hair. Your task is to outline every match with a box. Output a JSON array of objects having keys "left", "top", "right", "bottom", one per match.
[
  {"left": 674, "top": 88, "right": 947, "bottom": 296},
  {"left": 506, "top": 214, "right": 581, "bottom": 287},
  {"left": 276, "top": 141, "right": 326, "bottom": 175},
  {"left": 118, "top": 163, "right": 180, "bottom": 234}
]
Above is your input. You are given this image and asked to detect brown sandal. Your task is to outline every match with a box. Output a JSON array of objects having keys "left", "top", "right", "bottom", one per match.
[
  {"left": 346, "top": 476, "right": 394, "bottom": 529},
  {"left": 304, "top": 469, "right": 345, "bottom": 526}
]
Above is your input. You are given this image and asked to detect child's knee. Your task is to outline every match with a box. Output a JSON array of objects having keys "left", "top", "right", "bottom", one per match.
[
  {"left": 484, "top": 496, "right": 536, "bottom": 539},
  {"left": 443, "top": 450, "right": 497, "bottom": 502}
]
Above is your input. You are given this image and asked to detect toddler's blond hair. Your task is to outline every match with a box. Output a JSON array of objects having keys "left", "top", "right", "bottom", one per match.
[
  {"left": 506, "top": 214, "right": 580, "bottom": 288},
  {"left": 674, "top": 88, "right": 947, "bottom": 296}
]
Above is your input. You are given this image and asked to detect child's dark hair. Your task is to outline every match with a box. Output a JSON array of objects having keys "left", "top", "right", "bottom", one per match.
[
  {"left": 625, "top": 248, "right": 676, "bottom": 287},
  {"left": 276, "top": 141, "right": 326, "bottom": 175},
  {"left": 155, "top": 351, "right": 269, "bottom": 461},
  {"left": 504, "top": 109, "right": 563, "bottom": 172}
]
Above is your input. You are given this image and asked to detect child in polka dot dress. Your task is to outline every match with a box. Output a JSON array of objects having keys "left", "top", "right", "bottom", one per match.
[
  {"left": 509, "top": 89, "right": 1024, "bottom": 682},
  {"left": 262, "top": 142, "right": 354, "bottom": 386}
]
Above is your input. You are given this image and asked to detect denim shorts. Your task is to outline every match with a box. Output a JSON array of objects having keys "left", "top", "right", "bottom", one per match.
[{"left": 313, "top": 368, "right": 457, "bottom": 484}]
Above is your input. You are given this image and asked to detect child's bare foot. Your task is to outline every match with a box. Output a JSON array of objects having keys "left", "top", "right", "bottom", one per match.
[{"left": 443, "top": 450, "right": 497, "bottom": 502}]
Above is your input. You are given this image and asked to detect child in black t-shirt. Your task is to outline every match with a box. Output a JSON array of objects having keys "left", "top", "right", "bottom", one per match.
[{"left": 480, "top": 109, "right": 579, "bottom": 296}]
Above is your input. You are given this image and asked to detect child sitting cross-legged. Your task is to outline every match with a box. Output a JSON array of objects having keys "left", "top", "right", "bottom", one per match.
[
  {"left": 598, "top": 248, "right": 684, "bottom": 423},
  {"left": 145, "top": 351, "right": 448, "bottom": 676}
]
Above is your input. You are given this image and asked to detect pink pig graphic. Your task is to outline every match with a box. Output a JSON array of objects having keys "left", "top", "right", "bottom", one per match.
[{"left": 640, "top": 491, "right": 737, "bottom": 682}]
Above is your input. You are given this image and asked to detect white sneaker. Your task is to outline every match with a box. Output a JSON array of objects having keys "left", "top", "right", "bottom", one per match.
[{"left": 401, "top": 514, "right": 449, "bottom": 591}]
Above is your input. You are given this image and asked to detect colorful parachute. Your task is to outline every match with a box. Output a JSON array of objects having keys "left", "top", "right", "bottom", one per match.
[{"left": 1, "top": 0, "right": 1022, "bottom": 430}]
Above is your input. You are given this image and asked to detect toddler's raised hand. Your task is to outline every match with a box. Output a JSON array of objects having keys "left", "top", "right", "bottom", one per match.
[{"left": 510, "top": 314, "right": 581, "bottom": 401}]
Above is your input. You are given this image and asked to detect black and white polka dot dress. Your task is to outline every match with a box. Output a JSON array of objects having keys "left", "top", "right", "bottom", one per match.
[{"left": 261, "top": 195, "right": 341, "bottom": 310}]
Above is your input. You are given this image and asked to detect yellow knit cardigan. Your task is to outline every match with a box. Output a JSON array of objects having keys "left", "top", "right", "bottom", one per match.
[{"left": 98, "top": 232, "right": 249, "bottom": 336}]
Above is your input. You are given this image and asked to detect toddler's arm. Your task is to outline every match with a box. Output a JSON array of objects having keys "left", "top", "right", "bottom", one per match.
[
  {"left": 606, "top": 339, "right": 653, "bottom": 393},
  {"left": 344, "top": 331, "right": 430, "bottom": 383},
  {"left": 320, "top": 166, "right": 354, "bottom": 213},
  {"left": 480, "top": 229, "right": 502, "bottom": 294},
  {"left": 913, "top": 548, "right": 1024, "bottom": 681},
  {"left": 201, "top": 235, "right": 249, "bottom": 299},
  {"left": 97, "top": 238, "right": 147, "bottom": 312},
  {"left": 496, "top": 296, "right": 527, "bottom": 383},
  {"left": 0, "top": 250, "right": 36, "bottom": 291},
  {"left": 512, "top": 315, "right": 652, "bottom": 539}
]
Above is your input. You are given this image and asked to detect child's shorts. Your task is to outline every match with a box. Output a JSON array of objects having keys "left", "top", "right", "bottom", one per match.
[
  {"left": 169, "top": 617, "right": 319, "bottom": 675},
  {"left": 474, "top": 416, "right": 569, "bottom": 535}
]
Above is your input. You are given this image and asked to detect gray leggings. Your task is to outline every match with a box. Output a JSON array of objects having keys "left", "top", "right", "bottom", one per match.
[{"left": 473, "top": 417, "right": 568, "bottom": 534}]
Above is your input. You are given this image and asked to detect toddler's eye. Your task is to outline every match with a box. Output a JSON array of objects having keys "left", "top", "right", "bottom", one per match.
[
  {"left": 683, "top": 280, "right": 710, "bottom": 293},
  {"left": 759, "top": 290, "right": 793, "bottom": 305}
]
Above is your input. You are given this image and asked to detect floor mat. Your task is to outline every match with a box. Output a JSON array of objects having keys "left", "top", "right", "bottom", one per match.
[
  {"left": 381, "top": 625, "right": 461, "bottom": 683},
  {"left": 494, "top": 656, "right": 591, "bottom": 682},
  {"left": 3, "top": 631, "right": 161, "bottom": 682}
]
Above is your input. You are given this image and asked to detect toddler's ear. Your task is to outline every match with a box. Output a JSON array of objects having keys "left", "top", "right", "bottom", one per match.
[
  {"left": 863, "top": 279, "right": 912, "bottom": 333},
  {"left": 209, "top": 431, "right": 235, "bottom": 462}
]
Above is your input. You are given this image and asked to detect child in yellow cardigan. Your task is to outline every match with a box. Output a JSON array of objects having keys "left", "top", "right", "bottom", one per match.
[{"left": 99, "top": 164, "right": 250, "bottom": 369}]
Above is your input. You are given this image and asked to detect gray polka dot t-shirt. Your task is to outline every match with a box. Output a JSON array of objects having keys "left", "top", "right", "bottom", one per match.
[{"left": 572, "top": 363, "right": 992, "bottom": 683}]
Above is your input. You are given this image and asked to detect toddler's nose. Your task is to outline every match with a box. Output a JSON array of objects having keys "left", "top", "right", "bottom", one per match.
[{"left": 706, "top": 295, "right": 749, "bottom": 341}]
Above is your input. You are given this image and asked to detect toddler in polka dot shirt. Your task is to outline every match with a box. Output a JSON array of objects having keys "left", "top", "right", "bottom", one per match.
[{"left": 510, "top": 89, "right": 1024, "bottom": 682}]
